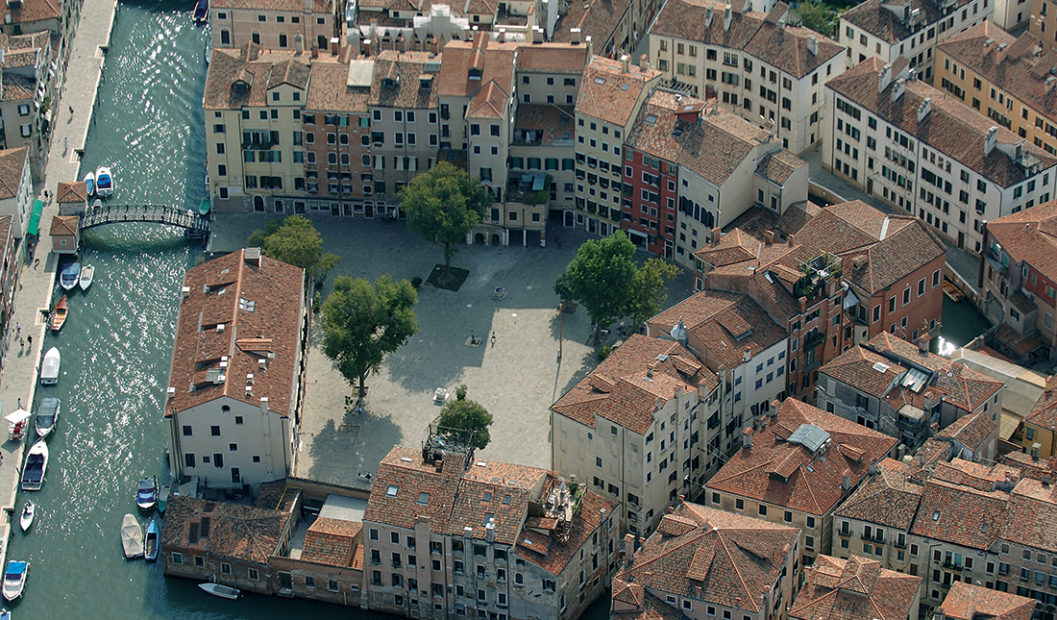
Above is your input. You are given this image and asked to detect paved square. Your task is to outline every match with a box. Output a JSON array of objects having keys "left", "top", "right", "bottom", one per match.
[{"left": 211, "top": 216, "right": 693, "bottom": 486}]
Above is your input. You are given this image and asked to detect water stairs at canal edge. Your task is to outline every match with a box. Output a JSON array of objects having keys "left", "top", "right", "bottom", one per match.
[{"left": 0, "top": 0, "right": 119, "bottom": 570}]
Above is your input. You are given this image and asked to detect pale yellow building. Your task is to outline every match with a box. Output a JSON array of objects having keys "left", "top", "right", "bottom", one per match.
[
  {"left": 211, "top": 0, "right": 338, "bottom": 51},
  {"left": 935, "top": 22, "right": 1057, "bottom": 157},
  {"left": 1030, "top": 0, "right": 1057, "bottom": 52}
]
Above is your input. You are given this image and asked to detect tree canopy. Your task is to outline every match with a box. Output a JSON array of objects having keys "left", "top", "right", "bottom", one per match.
[
  {"left": 320, "top": 275, "right": 418, "bottom": 397},
  {"left": 398, "top": 161, "right": 491, "bottom": 275},
  {"left": 248, "top": 215, "right": 340, "bottom": 284},
  {"left": 555, "top": 232, "right": 639, "bottom": 342},
  {"left": 437, "top": 399, "right": 493, "bottom": 450},
  {"left": 627, "top": 257, "right": 680, "bottom": 328}
]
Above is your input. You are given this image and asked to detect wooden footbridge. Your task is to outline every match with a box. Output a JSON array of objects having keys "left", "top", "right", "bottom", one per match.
[{"left": 80, "top": 204, "right": 210, "bottom": 236}]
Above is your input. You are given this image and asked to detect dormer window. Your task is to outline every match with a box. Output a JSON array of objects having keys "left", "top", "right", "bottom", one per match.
[{"left": 468, "top": 67, "right": 482, "bottom": 80}]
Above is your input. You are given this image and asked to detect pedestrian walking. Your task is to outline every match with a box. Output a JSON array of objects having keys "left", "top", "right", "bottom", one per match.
[
  {"left": 16, "top": 398, "right": 21, "bottom": 409},
  {"left": 19, "top": 337, "right": 23, "bottom": 349},
  {"left": 15, "top": 322, "right": 20, "bottom": 336},
  {"left": 33, "top": 258, "right": 39, "bottom": 268},
  {"left": 490, "top": 331, "right": 497, "bottom": 347}
]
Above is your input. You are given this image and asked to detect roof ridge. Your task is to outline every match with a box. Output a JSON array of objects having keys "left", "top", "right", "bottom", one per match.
[{"left": 715, "top": 528, "right": 757, "bottom": 611}]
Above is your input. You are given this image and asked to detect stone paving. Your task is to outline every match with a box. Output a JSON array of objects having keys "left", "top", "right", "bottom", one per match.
[{"left": 210, "top": 215, "right": 694, "bottom": 486}]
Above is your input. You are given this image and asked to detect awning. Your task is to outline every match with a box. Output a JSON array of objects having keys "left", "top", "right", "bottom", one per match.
[
  {"left": 4, "top": 408, "right": 30, "bottom": 424},
  {"left": 26, "top": 199, "right": 44, "bottom": 237}
]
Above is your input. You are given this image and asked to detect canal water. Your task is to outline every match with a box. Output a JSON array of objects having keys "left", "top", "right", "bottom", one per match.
[{"left": 11, "top": 3, "right": 363, "bottom": 617}]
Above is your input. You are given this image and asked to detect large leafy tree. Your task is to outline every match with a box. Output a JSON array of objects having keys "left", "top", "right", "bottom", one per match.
[
  {"left": 248, "top": 215, "right": 339, "bottom": 284},
  {"left": 398, "top": 161, "right": 490, "bottom": 278},
  {"left": 437, "top": 399, "right": 494, "bottom": 450},
  {"left": 320, "top": 275, "right": 418, "bottom": 397},
  {"left": 554, "top": 232, "right": 638, "bottom": 344},
  {"left": 627, "top": 257, "right": 680, "bottom": 329}
]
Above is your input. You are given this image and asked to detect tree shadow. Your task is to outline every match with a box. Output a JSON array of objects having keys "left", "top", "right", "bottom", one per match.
[{"left": 304, "top": 410, "right": 403, "bottom": 484}]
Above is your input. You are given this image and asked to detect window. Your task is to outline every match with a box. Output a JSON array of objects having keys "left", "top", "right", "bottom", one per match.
[
  {"left": 210, "top": 426, "right": 221, "bottom": 436},
  {"left": 221, "top": 562, "right": 231, "bottom": 574},
  {"left": 182, "top": 425, "right": 192, "bottom": 436},
  {"left": 171, "top": 552, "right": 183, "bottom": 565}
]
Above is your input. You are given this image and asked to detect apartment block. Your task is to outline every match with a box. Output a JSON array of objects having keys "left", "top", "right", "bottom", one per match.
[
  {"left": 362, "top": 445, "right": 619, "bottom": 620},
  {"left": 790, "top": 554, "right": 921, "bottom": 620},
  {"left": 839, "top": 0, "right": 992, "bottom": 80},
  {"left": 935, "top": 23, "right": 1057, "bottom": 157},
  {"left": 937, "top": 582, "right": 1036, "bottom": 620},
  {"left": 1009, "top": 375, "right": 1057, "bottom": 458},
  {"left": 647, "top": 291, "right": 788, "bottom": 455},
  {"left": 550, "top": 335, "right": 720, "bottom": 538},
  {"left": 0, "top": 32, "right": 52, "bottom": 177},
  {"left": 572, "top": 54, "right": 661, "bottom": 236},
  {"left": 164, "top": 249, "right": 307, "bottom": 490},
  {"left": 706, "top": 397, "right": 898, "bottom": 564},
  {"left": 823, "top": 57, "right": 1057, "bottom": 254},
  {"left": 610, "top": 503, "right": 801, "bottom": 620},
  {"left": 623, "top": 90, "right": 807, "bottom": 265},
  {"left": 550, "top": 0, "right": 657, "bottom": 58},
  {"left": 1031, "top": 0, "right": 1057, "bottom": 52},
  {"left": 817, "top": 332, "right": 1004, "bottom": 451},
  {"left": 0, "top": 147, "right": 32, "bottom": 240},
  {"left": 982, "top": 201, "right": 1057, "bottom": 362},
  {"left": 211, "top": 0, "right": 338, "bottom": 51},
  {"left": 649, "top": 0, "right": 846, "bottom": 155}
]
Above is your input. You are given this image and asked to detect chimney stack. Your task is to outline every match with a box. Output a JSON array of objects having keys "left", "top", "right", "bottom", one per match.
[
  {"left": 985, "top": 126, "right": 998, "bottom": 155},
  {"left": 917, "top": 97, "right": 932, "bottom": 122},
  {"left": 878, "top": 63, "right": 892, "bottom": 93},
  {"left": 841, "top": 474, "right": 851, "bottom": 491},
  {"left": 639, "top": 53, "right": 650, "bottom": 72},
  {"left": 621, "top": 53, "right": 630, "bottom": 73},
  {"left": 711, "top": 227, "right": 721, "bottom": 245},
  {"left": 330, "top": 36, "right": 340, "bottom": 55},
  {"left": 743, "top": 427, "right": 754, "bottom": 449},
  {"left": 570, "top": 27, "right": 582, "bottom": 45},
  {"left": 362, "top": 37, "right": 371, "bottom": 56},
  {"left": 918, "top": 331, "right": 930, "bottom": 353},
  {"left": 764, "top": 230, "right": 774, "bottom": 245},
  {"left": 624, "top": 533, "right": 636, "bottom": 568},
  {"left": 724, "top": 5, "right": 732, "bottom": 31},
  {"left": 295, "top": 32, "right": 304, "bottom": 54},
  {"left": 807, "top": 35, "right": 817, "bottom": 56},
  {"left": 705, "top": 4, "right": 714, "bottom": 27},
  {"left": 891, "top": 77, "right": 906, "bottom": 102}
]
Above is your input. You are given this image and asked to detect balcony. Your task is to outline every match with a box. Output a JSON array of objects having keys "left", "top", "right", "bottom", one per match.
[
  {"left": 242, "top": 140, "right": 278, "bottom": 150},
  {"left": 793, "top": 252, "right": 842, "bottom": 301},
  {"left": 506, "top": 173, "right": 551, "bottom": 205}
]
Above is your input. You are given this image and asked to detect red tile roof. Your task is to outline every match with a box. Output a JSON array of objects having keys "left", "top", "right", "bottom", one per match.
[
  {"left": 551, "top": 334, "right": 717, "bottom": 434},
  {"left": 161, "top": 495, "right": 291, "bottom": 564},
  {"left": 56, "top": 181, "right": 87, "bottom": 204},
  {"left": 835, "top": 458, "right": 923, "bottom": 530},
  {"left": 707, "top": 399, "right": 897, "bottom": 515},
  {"left": 938, "top": 582, "right": 1036, "bottom": 620},
  {"left": 613, "top": 503, "right": 799, "bottom": 613},
  {"left": 367, "top": 50, "right": 440, "bottom": 109},
  {"left": 986, "top": 200, "right": 1057, "bottom": 286},
  {"left": 0, "top": 147, "right": 27, "bottom": 200},
  {"left": 205, "top": 45, "right": 311, "bottom": 111},
  {"left": 575, "top": 56, "right": 661, "bottom": 127},
  {"left": 301, "top": 518, "right": 361, "bottom": 567},
  {"left": 910, "top": 478, "right": 1007, "bottom": 550},
  {"left": 842, "top": 0, "right": 976, "bottom": 44},
  {"left": 166, "top": 249, "right": 305, "bottom": 417},
  {"left": 438, "top": 34, "right": 516, "bottom": 100},
  {"left": 49, "top": 215, "right": 78, "bottom": 237},
  {"left": 790, "top": 555, "right": 921, "bottom": 620},
  {"left": 1005, "top": 477, "right": 1057, "bottom": 553}
]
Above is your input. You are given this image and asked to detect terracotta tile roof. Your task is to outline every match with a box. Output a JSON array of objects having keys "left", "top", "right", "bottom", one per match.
[
  {"left": 56, "top": 181, "right": 87, "bottom": 204},
  {"left": 826, "top": 58, "right": 1057, "bottom": 187},
  {"left": 204, "top": 45, "right": 311, "bottom": 110},
  {"left": 300, "top": 517, "right": 361, "bottom": 567},
  {"left": 518, "top": 490, "right": 617, "bottom": 575},
  {"left": 514, "top": 104, "right": 575, "bottom": 145},
  {"left": 0, "top": 0, "right": 60, "bottom": 25},
  {"left": 790, "top": 555, "right": 921, "bottom": 620},
  {"left": 986, "top": 201, "right": 1057, "bottom": 285},
  {"left": 1, "top": 73, "right": 34, "bottom": 103},
  {"left": 938, "top": 24, "right": 1057, "bottom": 129},
  {"left": 49, "top": 215, "right": 78, "bottom": 236},
  {"left": 0, "top": 147, "right": 26, "bottom": 200},
  {"left": 466, "top": 80, "right": 508, "bottom": 119},
  {"left": 931, "top": 458, "right": 1019, "bottom": 492},
  {"left": 515, "top": 43, "right": 589, "bottom": 73},
  {"left": 368, "top": 50, "right": 440, "bottom": 109},
  {"left": 841, "top": 0, "right": 976, "bottom": 44},
  {"left": 611, "top": 582, "right": 685, "bottom": 619},
  {"left": 694, "top": 228, "right": 760, "bottom": 268},
  {"left": 1004, "top": 477, "right": 1057, "bottom": 553},
  {"left": 937, "top": 409, "right": 998, "bottom": 455},
  {"left": 756, "top": 149, "right": 805, "bottom": 185},
  {"left": 938, "top": 582, "right": 1036, "bottom": 620},
  {"left": 707, "top": 398, "right": 897, "bottom": 515},
  {"left": 835, "top": 458, "right": 923, "bottom": 530},
  {"left": 165, "top": 249, "right": 305, "bottom": 417},
  {"left": 906, "top": 438, "right": 953, "bottom": 483},
  {"left": 648, "top": 291, "right": 787, "bottom": 371},
  {"left": 614, "top": 503, "right": 799, "bottom": 613},
  {"left": 910, "top": 478, "right": 1007, "bottom": 550},
  {"left": 438, "top": 34, "right": 515, "bottom": 99},
  {"left": 1024, "top": 376, "right": 1057, "bottom": 430},
  {"left": 161, "top": 495, "right": 289, "bottom": 564},
  {"left": 627, "top": 90, "right": 780, "bottom": 187},
  {"left": 363, "top": 445, "right": 466, "bottom": 534},
  {"left": 551, "top": 334, "right": 718, "bottom": 434},
  {"left": 305, "top": 55, "right": 370, "bottom": 113},
  {"left": 652, "top": 0, "right": 842, "bottom": 77},
  {"left": 820, "top": 345, "right": 906, "bottom": 399},
  {"left": 575, "top": 56, "right": 661, "bottom": 127},
  {"left": 1001, "top": 451, "right": 1057, "bottom": 480},
  {"left": 551, "top": 0, "right": 628, "bottom": 50}
]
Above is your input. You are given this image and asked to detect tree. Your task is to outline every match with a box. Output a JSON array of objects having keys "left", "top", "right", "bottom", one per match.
[
  {"left": 248, "top": 215, "right": 340, "bottom": 284},
  {"left": 398, "top": 161, "right": 490, "bottom": 278},
  {"left": 795, "top": 0, "right": 838, "bottom": 36},
  {"left": 627, "top": 257, "right": 680, "bottom": 328},
  {"left": 320, "top": 275, "right": 418, "bottom": 398},
  {"left": 437, "top": 399, "right": 493, "bottom": 450},
  {"left": 554, "top": 232, "right": 638, "bottom": 344}
]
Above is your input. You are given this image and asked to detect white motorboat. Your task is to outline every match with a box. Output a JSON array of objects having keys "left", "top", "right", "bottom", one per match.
[
  {"left": 120, "top": 514, "right": 143, "bottom": 559},
  {"left": 95, "top": 167, "right": 114, "bottom": 198},
  {"left": 1, "top": 562, "right": 27, "bottom": 601},
  {"left": 19, "top": 501, "right": 33, "bottom": 532},
  {"left": 19, "top": 440, "right": 48, "bottom": 491},
  {"left": 79, "top": 264, "right": 95, "bottom": 291},
  {"left": 198, "top": 582, "right": 240, "bottom": 600},
  {"left": 84, "top": 171, "right": 95, "bottom": 197},
  {"left": 34, "top": 397, "right": 60, "bottom": 439},
  {"left": 39, "top": 347, "right": 60, "bottom": 385}
]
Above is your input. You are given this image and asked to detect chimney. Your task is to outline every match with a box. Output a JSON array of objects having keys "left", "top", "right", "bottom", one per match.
[
  {"left": 570, "top": 27, "right": 582, "bottom": 45},
  {"left": 311, "top": 45, "right": 319, "bottom": 59},
  {"left": 396, "top": 33, "right": 406, "bottom": 53},
  {"left": 486, "top": 518, "right": 496, "bottom": 542},
  {"left": 621, "top": 53, "right": 630, "bottom": 73},
  {"left": 743, "top": 347, "right": 752, "bottom": 362},
  {"left": 807, "top": 35, "right": 818, "bottom": 56},
  {"left": 711, "top": 227, "right": 721, "bottom": 245},
  {"left": 585, "top": 35, "right": 593, "bottom": 59},
  {"left": 624, "top": 533, "right": 636, "bottom": 568},
  {"left": 878, "top": 63, "right": 892, "bottom": 93},
  {"left": 841, "top": 474, "right": 851, "bottom": 491},
  {"left": 799, "top": 296, "right": 807, "bottom": 313},
  {"left": 788, "top": 233, "right": 796, "bottom": 246},
  {"left": 724, "top": 5, "right": 732, "bottom": 31},
  {"left": 917, "top": 97, "right": 931, "bottom": 122},
  {"left": 764, "top": 230, "right": 774, "bottom": 245},
  {"left": 260, "top": 396, "right": 269, "bottom": 415},
  {"left": 995, "top": 41, "right": 1009, "bottom": 64},
  {"left": 985, "top": 126, "right": 998, "bottom": 155},
  {"left": 705, "top": 4, "right": 714, "bottom": 27},
  {"left": 1047, "top": 76, "right": 1056, "bottom": 92},
  {"left": 497, "top": 28, "right": 506, "bottom": 42},
  {"left": 1032, "top": 443, "right": 1041, "bottom": 461},
  {"left": 295, "top": 32, "right": 304, "bottom": 54},
  {"left": 891, "top": 77, "right": 906, "bottom": 102},
  {"left": 363, "top": 38, "right": 371, "bottom": 57},
  {"left": 639, "top": 53, "right": 650, "bottom": 72},
  {"left": 743, "top": 427, "right": 754, "bottom": 449},
  {"left": 244, "top": 247, "right": 262, "bottom": 266},
  {"left": 918, "top": 331, "right": 929, "bottom": 353},
  {"left": 330, "top": 36, "right": 340, "bottom": 55}
]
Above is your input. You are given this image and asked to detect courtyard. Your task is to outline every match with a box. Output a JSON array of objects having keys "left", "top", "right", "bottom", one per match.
[{"left": 210, "top": 215, "right": 694, "bottom": 486}]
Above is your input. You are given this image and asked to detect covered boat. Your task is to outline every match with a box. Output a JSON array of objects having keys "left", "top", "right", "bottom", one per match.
[
  {"left": 2, "top": 561, "right": 27, "bottom": 601},
  {"left": 95, "top": 167, "right": 114, "bottom": 198},
  {"left": 34, "top": 397, "right": 59, "bottom": 439},
  {"left": 120, "top": 514, "right": 143, "bottom": 559},
  {"left": 39, "top": 347, "right": 60, "bottom": 385},
  {"left": 50, "top": 295, "right": 68, "bottom": 331},
  {"left": 20, "top": 440, "right": 48, "bottom": 491},
  {"left": 84, "top": 171, "right": 95, "bottom": 197},
  {"left": 198, "top": 583, "right": 240, "bottom": 599},
  {"left": 59, "top": 262, "right": 80, "bottom": 291},
  {"left": 135, "top": 476, "right": 158, "bottom": 511},
  {"left": 144, "top": 520, "right": 159, "bottom": 562}
]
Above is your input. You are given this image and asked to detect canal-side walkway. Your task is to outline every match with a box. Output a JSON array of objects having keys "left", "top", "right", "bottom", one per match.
[{"left": 0, "top": 0, "right": 118, "bottom": 565}]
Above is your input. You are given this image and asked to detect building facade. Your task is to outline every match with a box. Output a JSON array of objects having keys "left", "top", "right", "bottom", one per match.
[{"left": 211, "top": 0, "right": 339, "bottom": 51}]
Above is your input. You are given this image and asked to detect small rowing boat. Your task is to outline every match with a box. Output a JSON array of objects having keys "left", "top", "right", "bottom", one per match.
[{"left": 50, "top": 295, "right": 68, "bottom": 331}]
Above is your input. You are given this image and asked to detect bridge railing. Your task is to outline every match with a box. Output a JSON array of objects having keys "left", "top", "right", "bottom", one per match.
[{"left": 80, "top": 204, "right": 210, "bottom": 232}]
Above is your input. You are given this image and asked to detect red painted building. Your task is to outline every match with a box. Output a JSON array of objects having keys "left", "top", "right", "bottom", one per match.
[{"left": 621, "top": 147, "right": 677, "bottom": 257}]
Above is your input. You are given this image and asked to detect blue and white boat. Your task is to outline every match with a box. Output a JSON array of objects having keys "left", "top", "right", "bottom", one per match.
[
  {"left": 2, "top": 561, "right": 27, "bottom": 601},
  {"left": 84, "top": 171, "right": 95, "bottom": 197},
  {"left": 95, "top": 166, "right": 114, "bottom": 198},
  {"left": 144, "top": 520, "right": 159, "bottom": 562},
  {"left": 59, "top": 262, "right": 80, "bottom": 291},
  {"left": 20, "top": 441, "right": 48, "bottom": 491},
  {"left": 136, "top": 476, "right": 158, "bottom": 511}
]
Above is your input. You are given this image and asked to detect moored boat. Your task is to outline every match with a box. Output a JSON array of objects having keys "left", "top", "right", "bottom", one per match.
[
  {"left": 34, "top": 397, "right": 59, "bottom": 439},
  {"left": 120, "top": 514, "right": 143, "bottom": 560},
  {"left": 79, "top": 264, "right": 95, "bottom": 291},
  {"left": 18, "top": 501, "right": 33, "bottom": 532},
  {"left": 84, "top": 171, "right": 95, "bottom": 197},
  {"left": 135, "top": 476, "right": 158, "bottom": 511},
  {"left": 198, "top": 582, "right": 240, "bottom": 600},
  {"left": 144, "top": 520, "right": 159, "bottom": 562},
  {"left": 20, "top": 440, "right": 48, "bottom": 491},
  {"left": 95, "top": 167, "right": 114, "bottom": 198},
  {"left": 192, "top": 0, "right": 208, "bottom": 24},
  {"left": 39, "top": 347, "right": 60, "bottom": 385},
  {"left": 59, "top": 262, "right": 80, "bottom": 291},
  {"left": 50, "top": 295, "right": 68, "bottom": 331},
  {"left": 2, "top": 562, "right": 27, "bottom": 601}
]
